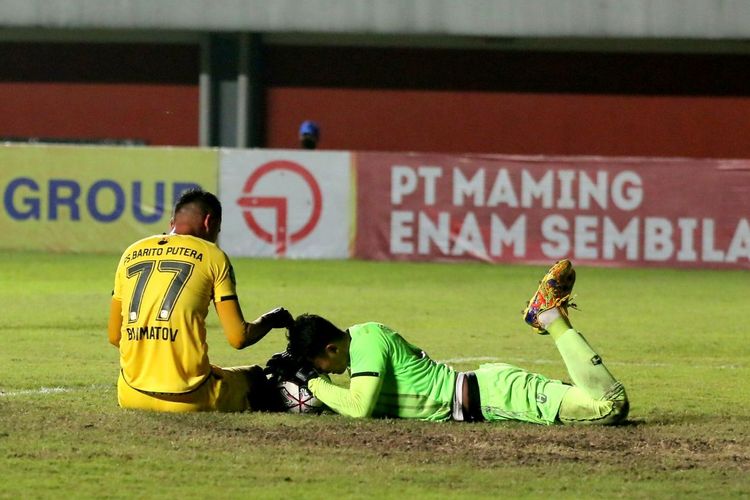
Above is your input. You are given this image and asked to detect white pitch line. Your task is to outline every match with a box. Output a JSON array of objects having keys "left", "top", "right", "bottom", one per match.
[
  {"left": 0, "top": 384, "right": 112, "bottom": 398},
  {"left": 0, "top": 386, "right": 72, "bottom": 397}
]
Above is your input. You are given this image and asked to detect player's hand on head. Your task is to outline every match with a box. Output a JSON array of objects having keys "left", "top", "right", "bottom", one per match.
[{"left": 260, "top": 307, "right": 294, "bottom": 329}]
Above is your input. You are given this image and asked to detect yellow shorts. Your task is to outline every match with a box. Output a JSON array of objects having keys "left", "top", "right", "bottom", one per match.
[{"left": 117, "top": 365, "right": 264, "bottom": 413}]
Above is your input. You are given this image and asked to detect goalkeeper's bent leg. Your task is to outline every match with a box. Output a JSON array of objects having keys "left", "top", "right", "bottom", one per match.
[
  {"left": 558, "top": 385, "right": 629, "bottom": 425},
  {"left": 544, "top": 316, "right": 629, "bottom": 425}
]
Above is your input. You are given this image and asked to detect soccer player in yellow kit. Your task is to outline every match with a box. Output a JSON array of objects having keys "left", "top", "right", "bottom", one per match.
[{"left": 108, "top": 189, "right": 291, "bottom": 412}]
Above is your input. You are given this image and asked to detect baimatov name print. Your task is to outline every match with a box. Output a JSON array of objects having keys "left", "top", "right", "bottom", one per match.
[
  {"left": 126, "top": 325, "right": 179, "bottom": 342},
  {"left": 354, "top": 152, "right": 750, "bottom": 268}
]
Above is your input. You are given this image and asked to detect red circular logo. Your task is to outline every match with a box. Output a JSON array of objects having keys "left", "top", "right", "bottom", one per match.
[{"left": 236, "top": 160, "right": 323, "bottom": 255}]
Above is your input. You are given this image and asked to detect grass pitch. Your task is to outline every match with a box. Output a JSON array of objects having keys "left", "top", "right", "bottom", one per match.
[{"left": 0, "top": 251, "right": 748, "bottom": 499}]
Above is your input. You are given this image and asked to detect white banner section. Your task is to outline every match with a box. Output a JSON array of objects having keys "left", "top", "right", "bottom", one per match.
[{"left": 219, "top": 150, "right": 352, "bottom": 258}]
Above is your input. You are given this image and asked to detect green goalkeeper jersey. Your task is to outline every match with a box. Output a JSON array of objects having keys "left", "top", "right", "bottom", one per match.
[{"left": 308, "top": 322, "right": 456, "bottom": 421}]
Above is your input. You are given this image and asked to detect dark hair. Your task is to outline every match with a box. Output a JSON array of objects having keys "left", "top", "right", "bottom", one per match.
[
  {"left": 287, "top": 314, "right": 346, "bottom": 360},
  {"left": 174, "top": 188, "right": 222, "bottom": 221}
]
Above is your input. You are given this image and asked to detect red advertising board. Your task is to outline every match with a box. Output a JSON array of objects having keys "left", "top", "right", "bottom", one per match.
[{"left": 354, "top": 152, "right": 750, "bottom": 269}]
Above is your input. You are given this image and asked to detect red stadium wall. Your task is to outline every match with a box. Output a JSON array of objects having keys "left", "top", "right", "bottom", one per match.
[
  {"left": 265, "top": 45, "right": 750, "bottom": 159},
  {"left": 3, "top": 42, "right": 750, "bottom": 159},
  {"left": 0, "top": 43, "right": 199, "bottom": 146},
  {"left": 0, "top": 82, "right": 198, "bottom": 145},
  {"left": 266, "top": 87, "right": 750, "bottom": 158}
]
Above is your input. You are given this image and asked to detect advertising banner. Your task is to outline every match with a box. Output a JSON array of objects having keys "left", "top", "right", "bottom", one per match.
[
  {"left": 219, "top": 150, "right": 352, "bottom": 258},
  {"left": 354, "top": 152, "right": 750, "bottom": 269},
  {"left": 0, "top": 145, "right": 217, "bottom": 253}
]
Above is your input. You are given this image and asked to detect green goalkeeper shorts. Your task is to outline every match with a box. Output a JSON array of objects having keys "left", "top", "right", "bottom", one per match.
[{"left": 474, "top": 363, "right": 570, "bottom": 425}]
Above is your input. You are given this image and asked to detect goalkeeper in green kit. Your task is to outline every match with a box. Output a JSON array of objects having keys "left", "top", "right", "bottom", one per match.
[{"left": 283, "top": 260, "right": 629, "bottom": 425}]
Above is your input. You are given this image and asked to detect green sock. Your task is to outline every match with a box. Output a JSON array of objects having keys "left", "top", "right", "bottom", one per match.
[
  {"left": 547, "top": 317, "right": 571, "bottom": 341},
  {"left": 554, "top": 328, "right": 621, "bottom": 400}
]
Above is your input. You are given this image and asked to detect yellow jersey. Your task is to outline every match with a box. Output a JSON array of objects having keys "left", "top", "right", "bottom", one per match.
[{"left": 112, "top": 233, "right": 237, "bottom": 394}]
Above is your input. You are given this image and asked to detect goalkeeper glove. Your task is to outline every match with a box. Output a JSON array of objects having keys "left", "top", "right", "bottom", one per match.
[
  {"left": 259, "top": 307, "right": 294, "bottom": 329},
  {"left": 293, "top": 364, "right": 319, "bottom": 388},
  {"left": 264, "top": 349, "right": 298, "bottom": 379}
]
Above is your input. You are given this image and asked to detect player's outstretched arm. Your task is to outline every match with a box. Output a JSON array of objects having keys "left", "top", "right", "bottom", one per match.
[
  {"left": 107, "top": 298, "right": 123, "bottom": 347},
  {"left": 308, "top": 374, "right": 381, "bottom": 419},
  {"left": 215, "top": 301, "right": 293, "bottom": 349}
]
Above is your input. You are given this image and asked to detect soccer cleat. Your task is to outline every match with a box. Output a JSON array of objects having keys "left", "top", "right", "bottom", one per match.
[{"left": 522, "top": 259, "right": 577, "bottom": 334}]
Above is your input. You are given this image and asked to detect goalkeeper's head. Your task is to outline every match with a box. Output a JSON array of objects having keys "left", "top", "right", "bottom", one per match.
[{"left": 287, "top": 314, "right": 350, "bottom": 374}]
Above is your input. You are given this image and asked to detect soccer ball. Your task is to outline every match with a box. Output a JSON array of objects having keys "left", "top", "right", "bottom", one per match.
[{"left": 277, "top": 379, "right": 324, "bottom": 414}]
